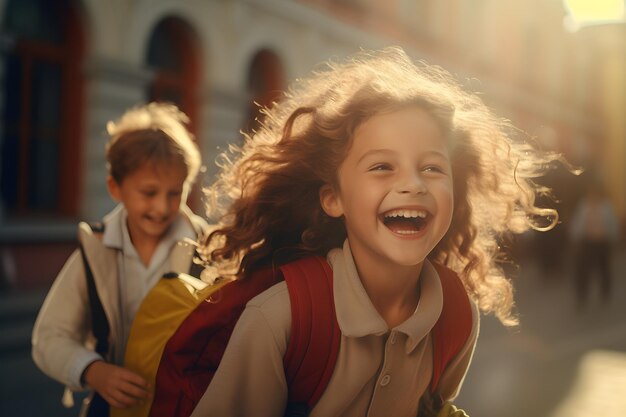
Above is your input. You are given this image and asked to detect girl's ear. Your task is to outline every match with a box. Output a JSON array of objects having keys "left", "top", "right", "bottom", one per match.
[
  {"left": 319, "top": 183, "right": 344, "bottom": 218},
  {"left": 106, "top": 175, "right": 122, "bottom": 202}
]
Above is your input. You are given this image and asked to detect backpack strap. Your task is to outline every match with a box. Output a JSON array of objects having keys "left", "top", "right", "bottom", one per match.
[
  {"left": 429, "top": 263, "right": 473, "bottom": 393},
  {"left": 149, "top": 267, "right": 281, "bottom": 417},
  {"left": 80, "top": 222, "right": 109, "bottom": 357},
  {"left": 281, "top": 256, "right": 340, "bottom": 417},
  {"left": 166, "top": 215, "right": 206, "bottom": 279},
  {"left": 187, "top": 248, "right": 206, "bottom": 279}
]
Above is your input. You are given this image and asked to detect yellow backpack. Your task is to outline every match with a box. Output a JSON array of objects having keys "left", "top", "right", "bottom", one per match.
[{"left": 111, "top": 271, "right": 229, "bottom": 417}]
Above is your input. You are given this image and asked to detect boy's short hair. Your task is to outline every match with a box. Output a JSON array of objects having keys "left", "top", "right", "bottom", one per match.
[{"left": 105, "top": 102, "right": 201, "bottom": 184}]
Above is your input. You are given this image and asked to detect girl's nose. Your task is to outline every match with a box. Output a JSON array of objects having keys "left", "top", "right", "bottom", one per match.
[{"left": 396, "top": 173, "right": 427, "bottom": 195}]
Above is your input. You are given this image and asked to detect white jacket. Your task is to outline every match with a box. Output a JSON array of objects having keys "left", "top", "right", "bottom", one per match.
[{"left": 31, "top": 205, "right": 208, "bottom": 391}]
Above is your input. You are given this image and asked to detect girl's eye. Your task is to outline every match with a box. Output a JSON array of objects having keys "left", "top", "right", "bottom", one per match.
[
  {"left": 142, "top": 190, "right": 157, "bottom": 197},
  {"left": 423, "top": 165, "right": 446, "bottom": 174},
  {"left": 368, "top": 163, "right": 392, "bottom": 171}
]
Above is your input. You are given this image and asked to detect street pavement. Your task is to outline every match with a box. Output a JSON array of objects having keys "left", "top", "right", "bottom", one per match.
[
  {"left": 0, "top": 290, "right": 85, "bottom": 416},
  {"left": 1, "top": 244, "right": 624, "bottom": 416},
  {"left": 456, "top": 244, "right": 626, "bottom": 417}
]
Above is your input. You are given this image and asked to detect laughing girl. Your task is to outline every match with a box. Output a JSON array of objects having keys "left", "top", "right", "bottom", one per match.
[{"left": 191, "top": 47, "right": 558, "bottom": 417}]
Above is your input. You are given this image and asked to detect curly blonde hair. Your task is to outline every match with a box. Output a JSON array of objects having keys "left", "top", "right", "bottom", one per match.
[{"left": 203, "top": 47, "right": 559, "bottom": 326}]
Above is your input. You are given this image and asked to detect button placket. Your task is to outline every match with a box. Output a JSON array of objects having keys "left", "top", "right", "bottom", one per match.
[
  {"left": 367, "top": 334, "right": 401, "bottom": 416},
  {"left": 378, "top": 333, "right": 395, "bottom": 387}
]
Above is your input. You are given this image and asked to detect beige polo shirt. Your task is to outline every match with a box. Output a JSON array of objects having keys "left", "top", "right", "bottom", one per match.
[{"left": 191, "top": 240, "right": 480, "bottom": 417}]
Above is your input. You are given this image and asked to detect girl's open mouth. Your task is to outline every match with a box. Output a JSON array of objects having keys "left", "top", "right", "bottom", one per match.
[{"left": 381, "top": 208, "right": 429, "bottom": 235}]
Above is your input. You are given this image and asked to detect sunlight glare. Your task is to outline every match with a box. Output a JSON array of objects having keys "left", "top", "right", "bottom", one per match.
[
  {"left": 563, "top": 0, "right": 625, "bottom": 29},
  {"left": 551, "top": 350, "right": 626, "bottom": 417}
]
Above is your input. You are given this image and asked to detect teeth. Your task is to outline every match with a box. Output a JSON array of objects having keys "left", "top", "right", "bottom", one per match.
[
  {"left": 395, "top": 229, "right": 419, "bottom": 235},
  {"left": 383, "top": 209, "right": 428, "bottom": 219}
]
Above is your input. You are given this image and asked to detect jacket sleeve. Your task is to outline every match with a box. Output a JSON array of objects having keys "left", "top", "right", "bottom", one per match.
[
  {"left": 435, "top": 299, "right": 480, "bottom": 401},
  {"left": 190, "top": 283, "right": 290, "bottom": 417},
  {"left": 31, "top": 249, "right": 103, "bottom": 390}
]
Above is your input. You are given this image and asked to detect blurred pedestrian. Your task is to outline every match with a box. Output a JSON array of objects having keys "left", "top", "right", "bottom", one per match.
[
  {"left": 569, "top": 180, "right": 620, "bottom": 309},
  {"left": 31, "top": 103, "right": 208, "bottom": 416}
]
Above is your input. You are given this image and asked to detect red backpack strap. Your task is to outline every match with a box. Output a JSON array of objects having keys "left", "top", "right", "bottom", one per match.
[
  {"left": 149, "top": 267, "right": 279, "bottom": 417},
  {"left": 430, "top": 263, "right": 473, "bottom": 393},
  {"left": 281, "top": 256, "right": 340, "bottom": 416}
]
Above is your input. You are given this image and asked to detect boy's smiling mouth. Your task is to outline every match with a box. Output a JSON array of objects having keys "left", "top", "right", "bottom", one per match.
[
  {"left": 380, "top": 208, "right": 430, "bottom": 235},
  {"left": 145, "top": 214, "right": 169, "bottom": 224}
]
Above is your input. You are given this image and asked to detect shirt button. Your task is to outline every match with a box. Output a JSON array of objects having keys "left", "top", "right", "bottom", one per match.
[
  {"left": 390, "top": 332, "right": 397, "bottom": 344},
  {"left": 380, "top": 374, "right": 391, "bottom": 386}
]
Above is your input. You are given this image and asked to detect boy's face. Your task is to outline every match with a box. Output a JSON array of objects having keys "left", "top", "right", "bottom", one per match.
[
  {"left": 107, "top": 162, "right": 187, "bottom": 244},
  {"left": 320, "top": 106, "right": 453, "bottom": 271}
]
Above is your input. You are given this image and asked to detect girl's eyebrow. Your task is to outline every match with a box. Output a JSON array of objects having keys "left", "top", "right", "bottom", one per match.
[
  {"left": 357, "top": 149, "right": 395, "bottom": 164},
  {"left": 357, "top": 148, "right": 449, "bottom": 164},
  {"left": 421, "top": 150, "right": 450, "bottom": 160}
]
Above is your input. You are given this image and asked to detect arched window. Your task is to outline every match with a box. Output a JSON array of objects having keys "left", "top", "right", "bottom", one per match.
[
  {"left": 0, "top": 0, "right": 85, "bottom": 218},
  {"left": 244, "top": 49, "right": 286, "bottom": 134},
  {"left": 146, "top": 17, "right": 201, "bottom": 134}
]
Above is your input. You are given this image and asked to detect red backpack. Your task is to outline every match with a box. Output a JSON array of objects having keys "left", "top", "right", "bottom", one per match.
[{"left": 148, "top": 256, "right": 472, "bottom": 417}]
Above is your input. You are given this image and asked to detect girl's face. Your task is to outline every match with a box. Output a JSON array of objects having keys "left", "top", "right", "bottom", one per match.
[{"left": 320, "top": 106, "right": 454, "bottom": 271}]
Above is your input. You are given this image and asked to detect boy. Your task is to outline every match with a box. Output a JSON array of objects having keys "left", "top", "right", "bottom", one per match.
[{"left": 32, "top": 103, "right": 208, "bottom": 414}]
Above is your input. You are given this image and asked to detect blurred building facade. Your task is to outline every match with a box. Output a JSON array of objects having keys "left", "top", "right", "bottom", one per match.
[{"left": 0, "top": 0, "right": 623, "bottom": 290}]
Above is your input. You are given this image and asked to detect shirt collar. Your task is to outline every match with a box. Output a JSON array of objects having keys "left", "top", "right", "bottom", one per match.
[{"left": 328, "top": 239, "right": 444, "bottom": 354}]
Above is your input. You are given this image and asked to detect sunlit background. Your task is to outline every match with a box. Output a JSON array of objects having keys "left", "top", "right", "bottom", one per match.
[{"left": 0, "top": 0, "right": 624, "bottom": 416}]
